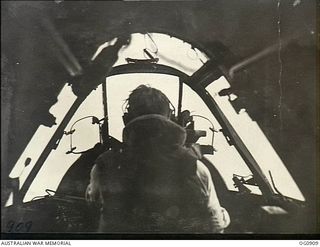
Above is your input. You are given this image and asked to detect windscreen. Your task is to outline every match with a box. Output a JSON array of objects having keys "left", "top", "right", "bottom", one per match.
[{"left": 206, "top": 76, "right": 305, "bottom": 201}]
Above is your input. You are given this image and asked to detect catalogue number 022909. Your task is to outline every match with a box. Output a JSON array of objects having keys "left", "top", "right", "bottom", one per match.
[{"left": 299, "top": 241, "right": 319, "bottom": 246}]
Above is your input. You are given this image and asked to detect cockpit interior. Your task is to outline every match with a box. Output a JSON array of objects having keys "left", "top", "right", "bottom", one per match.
[{"left": 1, "top": 0, "right": 318, "bottom": 237}]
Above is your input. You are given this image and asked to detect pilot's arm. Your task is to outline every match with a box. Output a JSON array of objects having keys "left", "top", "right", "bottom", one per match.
[{"left": 196, "top": 161, "right": 230, "bottom": 232}]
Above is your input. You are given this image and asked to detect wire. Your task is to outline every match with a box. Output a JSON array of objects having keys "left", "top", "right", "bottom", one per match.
[
  {"left": 30, "top": 189, "right": 60, "bottom": 201},
  {"left": 191, "top": 114, "right": 216, "bottom": 146},
  {"left": 268, "top": 170, "right": 283, "bottom": 196},
  {"left": 144, "top": 33, "right": 158, "bottom": 54},
  {"left": 66, "top": 115, "right": 100, "bottom": 154},
  {"left": 233, "top": 173, "right": 253, "bottom": 179},
  {"left": 187, "top": 48, "right": 198, "bottom": 61},
  {"left": 187, "top": 47, "right": 205, "bottom": 64},
  {"left": 143, "top": 33, "right": 159, "bottom": 60},
  {"left": 45, "top": 189, "right": 56, "bottom": 196},
  {"left": 31, "top": 196, "right": 46, "bottom": 201},
  {"left": 143, "top": 48, "right": 156, "bottom": 60}
]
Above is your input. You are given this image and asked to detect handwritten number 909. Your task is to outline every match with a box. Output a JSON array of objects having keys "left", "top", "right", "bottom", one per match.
[{"left": 6, "top": 220, "right": 32, "bottom": 232}]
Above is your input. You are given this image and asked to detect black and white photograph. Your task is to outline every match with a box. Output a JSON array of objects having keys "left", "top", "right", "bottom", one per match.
[{"left": 1, "top": 0, "right": 319, "bottom": 239}]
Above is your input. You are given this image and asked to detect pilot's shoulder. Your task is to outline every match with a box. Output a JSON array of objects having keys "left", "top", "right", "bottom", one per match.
[
  {"left": 95, "top": 148, "right": 122, "bottom": 168},
  {"left": 195, "top": 160, "right": 211, "bottom": 186},
  {"left": 196, "top": 160, "right": 211, "bottom": 176}
]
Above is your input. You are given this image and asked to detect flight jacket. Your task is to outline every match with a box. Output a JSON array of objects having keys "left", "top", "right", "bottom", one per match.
[{"left": 86, "top": 114, "right": 230, "bottom": 233}]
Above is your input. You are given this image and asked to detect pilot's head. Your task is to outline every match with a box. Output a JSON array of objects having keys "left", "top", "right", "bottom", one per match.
[{"left": 122, "top": 85, "right": 172, "bottom": 125}]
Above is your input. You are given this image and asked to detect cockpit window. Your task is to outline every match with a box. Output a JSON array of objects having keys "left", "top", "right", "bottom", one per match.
[
  {"left": 206, "top": 76, "right": 305, "bottom": 201},
  {"left": 98, "top": 33, "right": 209, "bottom": 76},
  {"left": 8, "top": 84, "right": 103, "bottom": 203},
  {"left": 107, "top": 73, "right": 179, "bottom": 141},
  {"left": 9, "top": 73, "right": 304, "bottom": 204},
  {"left": 8, "top": 85, "right": 76, "bottom": 203},
  {"left": 107, "top": 73, "right": 262, "bottom": 195},
  {"left": 6, "top": 32, "right": 304, "bottom": 206}
]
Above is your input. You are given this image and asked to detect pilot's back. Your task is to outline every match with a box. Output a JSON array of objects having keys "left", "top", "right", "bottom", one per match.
[
  {"left": 96, "top": 147, "right": 214, "bottom": 233},
  {"left": 91, "top": 115, "right": 229, "bottom": 233}
]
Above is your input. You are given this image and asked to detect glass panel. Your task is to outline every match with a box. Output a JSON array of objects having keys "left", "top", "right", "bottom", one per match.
[
  {"left": 206, "top": 76, "right": 305, "bottom": 201},
  {"left": 107, "top": 73, "right": 179, "bottom": 141},
  {"left": 23, "top": 86, "right": 103, "bottom": 202},
  {"left": 6, "top": 84, "right": 104, "bottom": 203},
  {"left": 9, "top": 84, "right": 77, "bottom": 188},
  {"left": 106, "top": 74, "right": 262, "bottom": 195},
  {"left": 181, "top": 80, "right": 262, "bottom": 195},
  {"left": 98, "top": 33, "right": 209, "bottom": 76}
]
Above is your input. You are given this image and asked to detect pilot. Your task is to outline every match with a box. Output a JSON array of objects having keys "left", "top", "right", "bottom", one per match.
[{"left": 86, "top": 85, "right": 230, "bottom": 233}]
